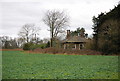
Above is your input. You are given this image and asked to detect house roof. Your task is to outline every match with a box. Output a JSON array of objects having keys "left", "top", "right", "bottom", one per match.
[{"left": 62, "top": 36, "right": 87, "bottom": 43}]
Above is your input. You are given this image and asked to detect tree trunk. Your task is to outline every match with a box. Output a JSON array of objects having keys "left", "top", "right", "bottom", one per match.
[
  {"left": 50, "top": 38, "right": 53, "bottom": 47},
  {"left": 27, "top": 36, "right": 29, "bottom": 43},
  {"left": 50, "top": 23, "right": 54, "bottom": 47}
]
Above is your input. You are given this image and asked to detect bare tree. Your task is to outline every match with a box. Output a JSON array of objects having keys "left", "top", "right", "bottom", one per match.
[
  {"left": 0, "top": 36, "right": 19, "bottom": 49},
  {"left": 0, "top": 37, "right": 2, "bottom": 48},
  {"left": 16, "top": 37, "right": 25, "bottom": 47},
  {"left": 18, "top": 23, "right": 40, "bottom": 43},
  {"left": 43, "top": 38, "right": 50, "bottom": 43},
  {"left": 43, "top": 10, "right": 69, "bottom": 47},
  {"left": 1, "top": 36, "right": 9, "bottom": 48}
]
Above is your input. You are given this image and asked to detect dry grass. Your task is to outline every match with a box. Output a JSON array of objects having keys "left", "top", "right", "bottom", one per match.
[
  {"left": 0, "top": 49, "right": 23, "bottom": 51},
  {"left": 30, "top": 47, "right": 102, "bottom": 55}
]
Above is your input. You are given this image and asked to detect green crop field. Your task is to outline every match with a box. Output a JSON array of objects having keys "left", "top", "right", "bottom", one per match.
[{"left": 2, "top": 51, "right": 118, "bottom": 79}]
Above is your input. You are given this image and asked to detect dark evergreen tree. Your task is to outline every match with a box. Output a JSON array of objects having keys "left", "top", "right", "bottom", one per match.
[
  {"left": 92, "top": 4, "right": 120, "bottom": 54},
  {"left": 71, "top": 27, "right": 87, "bottom": 38}
]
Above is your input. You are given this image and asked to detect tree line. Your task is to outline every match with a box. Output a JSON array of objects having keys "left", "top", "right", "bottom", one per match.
[{"left": 92, "top": 3, "right": 120, "bottom": 54}]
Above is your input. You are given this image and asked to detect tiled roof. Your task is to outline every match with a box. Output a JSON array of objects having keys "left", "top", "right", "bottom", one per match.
[{"left": 63, "top": 36, "right": 87, "bottom": 43}]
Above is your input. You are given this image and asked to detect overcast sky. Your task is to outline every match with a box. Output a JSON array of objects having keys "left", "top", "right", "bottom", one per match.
[{"left": 0, "top": 0, "right": 119, "bottom": 39}]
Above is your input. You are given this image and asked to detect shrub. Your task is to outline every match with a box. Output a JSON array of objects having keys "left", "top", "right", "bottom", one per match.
[
  {"left": 46, "top": 41, "right": 50, "bottom": 48},
  {"left": 84, "top": 39, "right": 95, "bottom": 50},
  {"left": 30, "top": 43, "right": 48, "bottom": 50},
  {"left": 33, "top": 47, "right": 101, "bottom": 55},
  {"left": 23, "top": 42, "right": 49, "bottom": 51},
  {"left": 23, "top": 43, "right": 33, "bottom": 50}
]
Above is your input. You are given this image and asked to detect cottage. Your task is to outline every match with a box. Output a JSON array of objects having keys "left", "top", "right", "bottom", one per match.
[{"left": 62, "top": 30, "right": 87, "bottom": 50}]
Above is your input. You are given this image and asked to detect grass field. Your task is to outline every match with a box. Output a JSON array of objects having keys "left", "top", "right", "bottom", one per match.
[{"left": 2, "top": 51, "right": 118, "bottom": 79}]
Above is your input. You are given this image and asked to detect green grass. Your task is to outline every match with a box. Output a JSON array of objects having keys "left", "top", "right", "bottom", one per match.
[{"left": 2, "top": 51, "right": 118, "bottom": 79}]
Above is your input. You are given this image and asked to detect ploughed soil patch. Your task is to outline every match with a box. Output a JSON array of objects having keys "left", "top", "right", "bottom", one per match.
[
  {"left": 29, "top": 47, "right": 102, "bottom": 55},
  {"left": 0, "top": 49, "right": 23, "bottom": 51}
]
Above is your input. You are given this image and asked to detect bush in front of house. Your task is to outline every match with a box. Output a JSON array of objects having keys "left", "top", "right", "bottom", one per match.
[{"left": 33, "top": 47, "right": 101, "bottom": 55}]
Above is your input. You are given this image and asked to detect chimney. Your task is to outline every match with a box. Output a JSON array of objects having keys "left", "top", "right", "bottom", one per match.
[{"left": 66, "top": 30, "right": 70, "bottom": 38}]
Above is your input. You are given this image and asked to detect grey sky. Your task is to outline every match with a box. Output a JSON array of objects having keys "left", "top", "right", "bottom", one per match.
[{"left": 0, "top": 0, "right": 119, "bottom": 39}]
